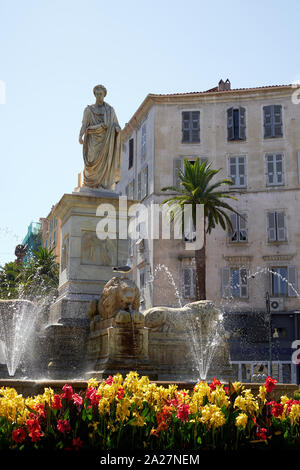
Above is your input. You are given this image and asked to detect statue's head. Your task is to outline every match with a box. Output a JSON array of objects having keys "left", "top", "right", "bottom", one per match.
[{"left": 93, "top": 84, "right": 107, "bottom": 102}]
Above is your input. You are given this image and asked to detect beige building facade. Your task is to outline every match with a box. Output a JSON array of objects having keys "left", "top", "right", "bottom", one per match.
[{"left": 118, "top": 80, "right": 300, "bottom": 316}]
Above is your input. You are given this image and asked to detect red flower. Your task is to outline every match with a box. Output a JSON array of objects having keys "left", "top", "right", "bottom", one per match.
[
  {"left": 264, "top": 376, "right": 277, "bottom": 394},
  {"left": 224, "top": 386, "right": 229, "bottom": 395},
  {"left": 267, "top": 401, "right": 284, "bottom": 417},
  {"left": 34, "top": 403, "right": 46, "bottom": 420},
  {"left": 105, "top": 375, "right": 114, "bottom": 385},
  {"left": 72, "top": 393, "right": 83, "bottom": 407},
  {"left": 209, "top": 377, "right": 221, "bottom": 391},
  {"left": 86, "top": 387, "right": 101, "bottom": 407},
  {"left": 52, "top": 394, "right": 62, "bottom": 410},
  {"left": 62, "top": 384, "right": 73, "bottom": 401},
  {"left": 72, "top": 437, "right": 83, "bottom": 451},
  {"left": 26, "top": 416, "right": 44, "bottom": 442},
  {"left": 117, "top": 387, "right": 125, "bottom": 400},
  {"left": 12, "top": 428, "right": 26, "bottom": 444},
  {"left": 256, "top": 426, "right": 267, "bottom": 440},
  {"left": 176, "top": 403, "right": 190, "bottom": 423},
  {"left": 57, "top": 419, "right": 71, "bottom": 434}
]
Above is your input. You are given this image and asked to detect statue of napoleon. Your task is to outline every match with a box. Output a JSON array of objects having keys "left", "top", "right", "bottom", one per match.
[{"left": 79, "top": 85, "right": 121, "bottom": 189}]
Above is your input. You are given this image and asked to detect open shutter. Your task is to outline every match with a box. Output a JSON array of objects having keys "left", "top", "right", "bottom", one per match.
[
  {"left": 277, "top": 212, "right": 286, "bottom": 241},
  {"left": 239, "top": 268, "right": 248, "bottom": 298},
  {"left": 229, "top": 157, "right": 237, "bottom": 185},
  {"left": 144, "top": 165, "right": 148, "bottom": 197},
  {"left": 192, "top": 268, "right": 196, "bottom": 298},
  {"left": 173, "top": 159, "right": 182, "bottom": 187},
  {"left": 288, "top": 266, "right": 298, "bottom": 297},
  {"left": 221, "top": 267, "right": 231, "bottom": 298},
  {"left": 137, "top": 172, "right": 141, "bottom": 200},
  {"left": 239, "top": 107, "right": 246, "bottom": 140},
  {"left": 239, "top": 213, "right": 248, "bottom": 241},
  {"left": 182, "top": 112, "right": 191, "bottom": 142},
  {"left": 274, "top": 105, "right": 283, "bottom": 137},
  {"left": 227, "top": 108, "right": 233, "bottom": 140},
  {"left": 264, "top": 106, "right": 272, "bottom": 138},
  {"left": 267, "top": 212, "right": 276, "bottom": 241},
  {"left": 229, "top": 213, "right": 238, "bottom": 242}
]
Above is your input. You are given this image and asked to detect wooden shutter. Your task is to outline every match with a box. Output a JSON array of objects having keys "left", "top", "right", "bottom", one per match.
[
  {"left": 239, "top": 107, "right": 246, "bottom": 140},
  {"left": 238, "top": 156, "right": 246, "bottom": 186},
  {"left": 173, "top": 159, "right": 182, "bottom": 187},
  {"left": 277, "top": 212, "right": 286, "bottom": 241},
  {"left": 266, "top": 154, "right": 275, "bottom": 185},
  {"left": 288, "top": 266, "right": 298, "bottom": 297},
  {"left": 191, "top": 111, "right": 200, "bottom": 142},
  {"left": 227, "top": 108, "right": 234, "bottom": 140},
  {"left": 275, "top": 154, "right": 284, "bottom": 184},
  {"left": 137, "top": 172, "right": 141, "bottom": 200},
  {"left": 229, "top": 213, "right": 238, "bottom": 242},
  {"left": 182, "top": 112, "right": 191, "bottom": 142},
  {"left": 263, "top": 106, "right": 272, "bottom": 138},
  {"left": 141, "top": 125, "right": 146, "bottom": 157},
  {"left": 267, "top": 212, "right": 276, "bottom": 241},
  {"left": 128, "top": 139, "right": 134, "bottom": 169},
  {"left": 239, "top": 268, "right": 248, "bottom": 298},
  {"left": 274, "top": 105, "right": 283, "bottom": 137},
  {"left": 229, "top": 157, "right": 237, "bottom": 185},
  {"left": 221, "top": 267, "right": 231, "bottom": 298}
]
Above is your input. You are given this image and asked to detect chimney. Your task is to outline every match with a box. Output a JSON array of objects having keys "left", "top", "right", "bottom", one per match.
[{"left": 218, "top": 78, "right": 231, "bottom": 91}]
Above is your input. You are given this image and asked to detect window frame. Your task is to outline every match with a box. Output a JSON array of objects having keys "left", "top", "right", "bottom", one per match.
[
  {"left": 181, "top": 111, "right": 200, "bottom": 143},
  {"left": 265, "top": 153, "right": 285, "bottom": 186},
  {"left": 228, "top": 155, "right": 247, "bottom": 188}
]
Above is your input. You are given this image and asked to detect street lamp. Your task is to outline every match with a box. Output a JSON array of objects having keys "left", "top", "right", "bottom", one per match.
[{"left": 265, "top": 291, "right": 272, "bottom": 377}]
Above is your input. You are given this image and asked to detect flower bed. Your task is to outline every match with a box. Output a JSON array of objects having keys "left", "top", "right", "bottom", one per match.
[{"left": 0, "top": 372, "right": 300, "bottom": 451}]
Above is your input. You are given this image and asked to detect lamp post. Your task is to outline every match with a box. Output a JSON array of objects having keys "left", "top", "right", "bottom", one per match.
[{"left": 266, "top": 291, "right": 272, "bottom": 376}]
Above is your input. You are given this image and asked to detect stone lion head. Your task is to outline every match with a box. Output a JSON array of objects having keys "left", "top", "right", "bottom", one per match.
[{"left": 98, "top": 277, "right": 140, "bottom": 319}]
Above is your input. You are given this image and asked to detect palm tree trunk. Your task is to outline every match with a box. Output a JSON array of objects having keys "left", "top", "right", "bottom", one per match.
[{"left": 195, "top": 231, "right": 206, "bottom": 300}]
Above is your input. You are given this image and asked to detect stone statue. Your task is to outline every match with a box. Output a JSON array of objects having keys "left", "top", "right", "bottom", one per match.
[{"left": 79, "top": 85, "right": 122, "bottom": 189}]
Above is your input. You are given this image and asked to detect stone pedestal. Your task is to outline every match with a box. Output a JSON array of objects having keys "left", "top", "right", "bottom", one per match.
[
  {"left": 86, "top": 310, "right": 155, "bottom": 379},
  {"left": 45, "top": 190, "right": 136, "bottom": 378}
]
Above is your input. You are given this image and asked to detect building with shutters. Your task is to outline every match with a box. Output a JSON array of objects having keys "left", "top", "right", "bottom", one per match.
[{"left": 117, "top": 79, "right": 300, "bottom": 383}]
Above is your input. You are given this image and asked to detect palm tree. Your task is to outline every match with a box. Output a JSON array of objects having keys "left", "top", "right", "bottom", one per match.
[{"left": 161, "top": 158, "right": 240, "bottom": 300}]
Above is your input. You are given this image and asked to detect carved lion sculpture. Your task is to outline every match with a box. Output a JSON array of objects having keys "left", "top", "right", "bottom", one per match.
[{"left": 97, "top": 277, "right": 140, "bottom": 319}]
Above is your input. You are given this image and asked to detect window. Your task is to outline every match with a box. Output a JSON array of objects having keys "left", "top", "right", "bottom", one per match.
[
  {"left": 227, "top": 107, "right": 246, "bottom": 140},
  {"left": 266, "top": 153, "right": 284, "bottom": 186},
  {"left": 221, "top": 267, "right": 248, "bottom": 298},
  {"left": 138, "top": 166, "right": 148, "bottom": 200},
  {"left": 140, "top": 268, "right": 146, "bottom": 290},
  {"left": 183, "top": 267, "right": 196, "bottom": 298},
  {"left": 270, "top": 266, "right": 297, "bottom": 297},
  {"left": 229, "top": 213, "right": 248, "bottom": 242},
  {"left": 182, "top": 111, "right": 200, "bottom": 143},
  {"left": 267, "top": 211, "right": 286, "bottom": 242},
  {"left": 141, "top": 124, "right": 146, "bottom": 157},
  {"left": 263, "top": 105, "right": 283, "bottom": 138},
  {"left": 228, "top": 156, "right": 246, "bottom": 187},
  {"left": 128, "top": 138, "right": 134, "bottom": 169}
]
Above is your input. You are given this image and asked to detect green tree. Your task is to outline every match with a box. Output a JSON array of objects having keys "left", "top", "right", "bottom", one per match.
[
  {"left": 0, "top": 261, "right": 20, "bottom": 299},
  {"left": 18, "top": 247, "right": 59, "bottom": 302},
  {"left": 162, "top": 158, "right": 240, "bottom": 300}
]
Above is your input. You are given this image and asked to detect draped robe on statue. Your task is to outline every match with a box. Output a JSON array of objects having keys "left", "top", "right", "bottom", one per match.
[{"left": 81, "top": 102, "right": 121, "bottom": 189}]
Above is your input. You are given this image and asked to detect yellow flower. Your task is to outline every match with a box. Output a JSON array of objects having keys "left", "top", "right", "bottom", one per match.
[
  {"left": 258, "top": 386, "right": 266, "bottom": 404},
  {"left": 235, "top": 413, "right": 248, "bottom": 429},
  {"left": 130, "top": 411, "right": 146, "bottom": 427},
  {"left": 88, "top": 378, "right": 99, "bottom": 389},
  {"left": 200, "top": 404, "right": 226, "bottom": 428},
  {"left": 290, "top": 404, "right": 300, "bottom": 424}
]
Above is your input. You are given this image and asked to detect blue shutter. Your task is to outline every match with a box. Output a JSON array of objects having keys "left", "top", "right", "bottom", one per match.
[
  {"left": 227, "top": 108, "right": 234, "bottom": 140},
  {"left": 263, "top": 106, "right": 272, "bottom": 138},
  {"left": 239, "top": 107, "right": 246, "bottom": 140}
]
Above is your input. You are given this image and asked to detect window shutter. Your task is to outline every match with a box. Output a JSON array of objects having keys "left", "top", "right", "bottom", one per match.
[
  {"left": 128, "top": 139, "right": 134, "bottom": 169},
  {"left": 277, "top": 212, "right": 286, "bottom": 241},
  {"left": 229, "top": 213, "right": 238, "bottom": 242},
  {"left": 239, "top": 268, "right": 248, "bottom": 298},
  {"left": 267, "top": 212, "right": 276, "bottom": 241},
  {"left": 263, "top": 106, "right": 272, "bottom": 138},
  {"left": 221, "top": 267, "right": 231, "bottom": 298},
  {"left": 298, "top": 151, "right": 300, "bottom": 184},
  {"left": 145, "top": 165, "right": 148, "bottom": 197},
  {"left": 239, "top": 213, "right": 248, "bottom": 241},
  {"left": 173, "top": 159, "right": 182, "bottom": 187},
  {"left": 239, "top": 107, "right": 246, "bottom": 140},
  {"left": 183, "top": 268, "right": 192, "bottom": 298},
  {"left": 275, "top": 154, "right": 284, "bottom": 184},
  {"left": 274, "top": 105, "right": 283, "bottom": 137},
  {"left": 229, "top": 157, "right": 237, "bottom": 185},
  {"left": 288, "top": 266, "right": 298, "bottom": 297},
  {"left": 141, "top": 125, "right": 146, "bottom": 157},
  {"left": 227, "top": 108, "right": 233, "bottom": 140},
  {"left": 182, "top": 112, "right": 191, "bottom": 142},
  {"left": 238, "top": 156, "right": 246, "bottom": 186},
  {"left": 192, "top": 268, "right": 196, "bottom": 298},
  {"left": 137, "top": 172, "right": 141, "bottom": 200},
  {"left": 266, "top": 154, "right": 275, "bottom": 185}
]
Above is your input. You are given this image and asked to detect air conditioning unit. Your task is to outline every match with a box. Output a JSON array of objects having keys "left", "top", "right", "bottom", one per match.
[{"left": 270, "top": 298, "right": 284, "bottom": 312}]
